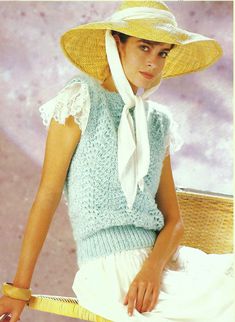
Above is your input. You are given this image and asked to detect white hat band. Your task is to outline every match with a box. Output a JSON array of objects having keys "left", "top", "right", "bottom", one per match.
[{"left": 108, "top": 7, "right": 177, "bottom": 27}]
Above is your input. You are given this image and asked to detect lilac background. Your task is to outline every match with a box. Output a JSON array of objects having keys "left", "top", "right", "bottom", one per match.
[{"left": 0, "top": 1, "right": 233, "bottom": 322}]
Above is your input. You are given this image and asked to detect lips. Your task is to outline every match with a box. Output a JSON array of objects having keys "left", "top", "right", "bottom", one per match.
[{"left": 139, "top": 71, "right": 154, "bottom": 79}]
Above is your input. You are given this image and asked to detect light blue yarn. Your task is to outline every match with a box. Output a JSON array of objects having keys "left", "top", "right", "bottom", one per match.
[{"left": 41, "top": 73, "right": 171, "bottom": 266}]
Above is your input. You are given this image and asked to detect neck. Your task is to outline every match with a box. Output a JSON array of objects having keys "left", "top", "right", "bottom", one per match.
[
  {"left": 101, "top": 74, "right": 138, "bottom": 95},
  {"left": 101, "top": 75, "right": 118, "bottom": 93}
]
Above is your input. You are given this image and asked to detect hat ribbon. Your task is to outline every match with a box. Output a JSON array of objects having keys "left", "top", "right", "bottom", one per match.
[
  {"left": 108, "top": 7, "right": 177, "bottom": 26},
  {"left": 105, "top": 30, "right": 161, "bottom": 210}
]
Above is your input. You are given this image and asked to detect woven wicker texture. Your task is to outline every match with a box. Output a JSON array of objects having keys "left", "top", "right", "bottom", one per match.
[
  {"left": 28, "top": 189, "right": 233, "bottom": 321},
  {"left": 28, "top": 295, "right": 110, "bottom": 321},
  {"left": 177, "top": 189, "right": 233, "bottom": 254}
]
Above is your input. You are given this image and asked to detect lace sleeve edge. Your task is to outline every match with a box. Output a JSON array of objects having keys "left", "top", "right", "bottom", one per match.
[
  {"left": 38, "top": 79, "right": 91, "bottom": 133},
  {"left": 164, "top": 111, "right": 184, "bottom": 157}
]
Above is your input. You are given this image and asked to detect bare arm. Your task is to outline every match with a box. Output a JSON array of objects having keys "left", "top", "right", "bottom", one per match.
[
  {"left": 124, "top": 153, "right": 184, "bottom": 315},
  {"left": 13, "top": 116, "right": 82, "bottom": 288},
  {"left": 147, "top": 153, "right": 184, "bottom": 271},
  {"left": 0, "top": 116, "right": 82, "bottom": 322}
]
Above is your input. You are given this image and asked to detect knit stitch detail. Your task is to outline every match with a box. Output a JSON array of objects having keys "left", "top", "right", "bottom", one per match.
[
  {"left": 39, "top": 72, "right": 183, "bottom": 265},
  {"left": 78, "top": 226, "right": 158, "bottom": 264}
]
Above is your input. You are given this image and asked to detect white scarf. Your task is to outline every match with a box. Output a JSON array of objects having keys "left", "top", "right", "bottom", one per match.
[{"left": 105, "top": 30, "right": 162, "bottom": 210}]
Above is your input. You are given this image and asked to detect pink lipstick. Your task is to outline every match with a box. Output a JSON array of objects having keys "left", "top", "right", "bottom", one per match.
[{"left": 139, "top": 71, "right": 154, "bottom": 79}]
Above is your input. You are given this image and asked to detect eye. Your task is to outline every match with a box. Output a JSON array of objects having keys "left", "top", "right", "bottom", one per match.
[
  {"left": 160, "top": 51, "right": 169, "bottom": 58},
  {"left": 139, "top": 45, "right": 150, "bottom": 52}
]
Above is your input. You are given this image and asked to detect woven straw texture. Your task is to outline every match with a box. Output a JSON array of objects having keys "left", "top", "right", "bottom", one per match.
[
  {"left": 28, "top": 189, "right": 233, "bottom": 321},
  {"left": 60, "top": 1, "right": 223, "bottom": 82},
  {"left": 177, "top": 189, "right": 233, "bottom": 254}
]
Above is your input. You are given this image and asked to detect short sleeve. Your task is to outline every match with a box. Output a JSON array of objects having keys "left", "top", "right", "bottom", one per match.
[
  {"left": 148, "top": 101, "right": 184, "bottom": 157},
  {"left": 38, "top": 77, "right": 91, "bottom": 134},
  {"left": 164, "top": 110, "right": 184, "bottom": 157}
]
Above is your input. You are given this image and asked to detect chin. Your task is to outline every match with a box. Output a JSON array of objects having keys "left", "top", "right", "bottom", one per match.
[
  {"left": 140, "top": 81, "right": 155, "bottom": 90},
  {"left": 131, "top": 80, "right": 151, "bottom": 90},
  {"left": 128, "top": 77, "right": 156, "bottom": 92}
]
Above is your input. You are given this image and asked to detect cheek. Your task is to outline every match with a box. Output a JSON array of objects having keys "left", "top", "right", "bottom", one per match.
[
  {"left": 126, "top": 53, "right": 144, "bottom": 73},
  {"left": 160, "top": 60, "right": 166, "bottom": 68},
  {"left": 159, "top": 58, "right": 167, "bottom": 70},
  {"left": 122, "top": 54, "right": 139, "bottom": 76}
]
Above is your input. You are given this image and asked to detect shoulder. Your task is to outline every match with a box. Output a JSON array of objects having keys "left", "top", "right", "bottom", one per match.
[
  {"left": 147, "top": 100, "right": 184, "bottom": 156},
  {"left": 61, "top": 74, "right": 90, "bottom": 100},
  {"left": 65, "top": 73, "right": 103, "bottom": 97},
  {"left": 147, "top": 100, "right": 173, "bottom": 133},
  {"left": 60, "top": 73, "right": 92, "bottom": 100},
  {"left": 64, "top": 72, "right": 93, "bottom": 87},
  {"left": 38, "top": 73, "right": 93, "bottom": 132}
]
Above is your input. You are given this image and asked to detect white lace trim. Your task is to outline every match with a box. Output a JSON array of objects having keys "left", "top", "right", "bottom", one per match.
[
  {"left": 164, "top": 113, "right": 184, "bottom": 157},
  {"left": 148, "top": 101, "right": 184, "bottom": 157},
  {"left": 38, "top": 79, "right": 91, "bottom": 134}
]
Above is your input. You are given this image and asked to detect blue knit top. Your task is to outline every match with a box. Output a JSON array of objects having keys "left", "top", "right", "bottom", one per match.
[{"left": 39, "top": 73, "right": 182, "bottom": 266}]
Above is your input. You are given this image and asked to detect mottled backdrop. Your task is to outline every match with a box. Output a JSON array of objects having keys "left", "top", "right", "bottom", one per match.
[{"left": 0, "top": 1, "right": 233, "bottom": 322}]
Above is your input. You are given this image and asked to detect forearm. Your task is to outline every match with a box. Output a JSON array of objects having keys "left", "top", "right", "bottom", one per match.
[
  {"left": 13, "top": 191, "right": 61, "bottom": 288},
  {"left": 146, "top": 219, "right": 184, "bottom": 273}
]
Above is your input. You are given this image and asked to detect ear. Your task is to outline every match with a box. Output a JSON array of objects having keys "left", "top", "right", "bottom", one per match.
[{"left": 112, "top": 33, "right": 121, "bottom": 46}]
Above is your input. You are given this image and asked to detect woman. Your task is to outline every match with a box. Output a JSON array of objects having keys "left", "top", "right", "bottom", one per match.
[{"left": 0, "top": 1, "right": 233, "bottom": 322}]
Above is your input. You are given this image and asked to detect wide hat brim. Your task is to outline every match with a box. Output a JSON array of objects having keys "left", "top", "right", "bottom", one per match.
[{"left": 60, "top": 19, "right": 223, "bottom": 82}]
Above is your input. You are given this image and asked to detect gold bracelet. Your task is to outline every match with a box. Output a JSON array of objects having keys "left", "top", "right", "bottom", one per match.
[{"left": 1, "top": 282, "right": 32, "bottom": 302}]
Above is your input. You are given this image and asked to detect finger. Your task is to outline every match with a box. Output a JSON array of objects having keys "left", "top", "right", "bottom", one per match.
[
  {"left": 0, "top": 314, "right": 11, "bottom": 322},
  {"left": 9, "top": 312, "right": 20, "bottom": 322},
  {"left": 0, "top": 308, "right": 9, "bottom": 319},
  {"left": 141, "top": 284, "right": 153, "bottom": 312},
  {"left": 127, "top": 283, "right": 138, "bottom": 316},
  {"left": 135, "top": 282, "right": 146, "bottom": 312},
  {"left": 123, "top": 293, "right": 128, "bottom": 305},
  {"left": 147, "top": 289, "right": 159, "bottom": 312}
]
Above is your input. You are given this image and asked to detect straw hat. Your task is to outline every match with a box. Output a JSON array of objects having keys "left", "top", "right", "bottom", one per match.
[
  {"left": 60, "top": 0, "right": 223, "bottom": 82},
  {"left": 59, "top": 0, "right": 223, "bottom": 210}
]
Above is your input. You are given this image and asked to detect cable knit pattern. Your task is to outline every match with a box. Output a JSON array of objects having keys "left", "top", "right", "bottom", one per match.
[{"left": 39, "top": 73, "right": 182, "bottom": 266}]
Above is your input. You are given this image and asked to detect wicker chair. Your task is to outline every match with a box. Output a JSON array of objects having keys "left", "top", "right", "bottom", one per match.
[{"left": 27, "top": 188, "right": 233, "bottom": 322}]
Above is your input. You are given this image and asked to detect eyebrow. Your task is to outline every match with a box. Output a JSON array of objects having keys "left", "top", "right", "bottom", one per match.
[{"left": 137, "top": 39, "right": 173, "bottom": 51}]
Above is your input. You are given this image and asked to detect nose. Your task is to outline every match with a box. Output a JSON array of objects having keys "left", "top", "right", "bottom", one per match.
[
  {"left": 147, "top": 58, "right": 159, "bottom": 70},
  {"left": 146, "top": 52, "right": 163, "bottom": 70}
]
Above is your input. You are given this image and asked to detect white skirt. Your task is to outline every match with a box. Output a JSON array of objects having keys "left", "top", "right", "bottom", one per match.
[{"left": 72, "top": 245, "right": 235, "bottom": 322}]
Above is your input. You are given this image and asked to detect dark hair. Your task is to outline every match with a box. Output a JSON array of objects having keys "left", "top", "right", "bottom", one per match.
[
  {"left": 111, "top": 30, "right": 130, "bottom": 43},
  {"left": 111, "top": 30, "right": 175, "bottom": 50}
]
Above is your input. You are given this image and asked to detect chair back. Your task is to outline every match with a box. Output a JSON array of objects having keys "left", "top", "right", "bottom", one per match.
[{"left": 176, "top": 188, "right": 233, "bottom": 254}]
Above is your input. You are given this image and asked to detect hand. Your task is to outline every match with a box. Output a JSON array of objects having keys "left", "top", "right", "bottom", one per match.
[
  {"left": 0, "top": 296, "right": 26, "bottom": 322},
  {"left": 123, "top": 258, "right": 162, "bottom": 316}
]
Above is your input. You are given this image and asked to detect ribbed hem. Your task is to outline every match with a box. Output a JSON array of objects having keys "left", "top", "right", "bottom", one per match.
[{"left": 77, "top": 225, "right": 158, "bottom": 266}]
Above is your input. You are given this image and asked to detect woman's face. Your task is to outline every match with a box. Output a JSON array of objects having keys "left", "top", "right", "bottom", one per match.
[{"left": 114, "top": 35, "right": 173, "bottom": 93}]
